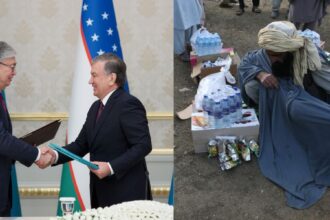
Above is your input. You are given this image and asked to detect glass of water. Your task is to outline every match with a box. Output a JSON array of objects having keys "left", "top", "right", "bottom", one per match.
[{"left": 59, "top": 197, "right": 76, "bottom": 216}]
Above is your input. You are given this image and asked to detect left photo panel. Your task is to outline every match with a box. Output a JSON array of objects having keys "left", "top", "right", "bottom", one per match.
[{"left": 0, "top": 0, "right": 173, "bottom": 218}]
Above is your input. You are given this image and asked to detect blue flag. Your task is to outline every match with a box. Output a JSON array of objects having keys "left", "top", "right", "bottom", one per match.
[
  {"left": 168, "top": 175, "right": 174, "bottom": 205},
  {"left": 10, "top": 165, "right": 22, "bottom": 216},
  {"left": 81, "top": 0, "right": 129, "bottom": 92}
]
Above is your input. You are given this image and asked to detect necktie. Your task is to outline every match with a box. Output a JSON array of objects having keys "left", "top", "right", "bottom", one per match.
[
  {"left": 0, "top": 93, "right": 7, "bottom": 112},
  {"left": 96, "top": 101, "right": 104, "bottom": 122}
]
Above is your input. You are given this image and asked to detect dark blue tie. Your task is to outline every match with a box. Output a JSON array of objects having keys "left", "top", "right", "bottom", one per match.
[
  {"left": 0, "top": 93, "right": 7, "bottom": 112},
  {"left": 96, "top": 101, "right": 104, "bottom": 122}
]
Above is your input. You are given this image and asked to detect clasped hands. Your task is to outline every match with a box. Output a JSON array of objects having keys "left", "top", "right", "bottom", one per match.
[
  {"left": 34, "top": 146, "right": 111, "bottom": 180},
  {"left": 35, "top": 146, "right": 56, "bottom": 169}
]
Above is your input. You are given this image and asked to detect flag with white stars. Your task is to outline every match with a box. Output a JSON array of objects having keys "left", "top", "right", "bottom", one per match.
[{"left": 81, "top": 0, "right": 123, "bottom": 60}]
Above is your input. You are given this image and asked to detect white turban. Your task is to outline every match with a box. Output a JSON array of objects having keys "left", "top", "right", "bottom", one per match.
[
  {"left": 258, "top": 21, "right": 321, "bottom": 86},
  {"left": 0, "top": 41, "right": 16, "bottom": 61}
]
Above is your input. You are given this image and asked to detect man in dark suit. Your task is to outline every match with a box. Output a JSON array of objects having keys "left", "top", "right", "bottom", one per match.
[
  {"left": 0, "top": 41, "right": 54, "bottom": 216},
  {"left": 48, "top": 53, "right": 152, "bottom": 208}
]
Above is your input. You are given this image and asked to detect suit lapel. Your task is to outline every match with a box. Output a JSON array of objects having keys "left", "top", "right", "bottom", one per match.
[
  {"left": 0, "top": 104, "right": 11, "bottom": 133},
  {"left": 90, "top": 88, "right": 124, "bottom": 145},
  {"left": 7, "top": 110, "right": 12, "bottom": 133}
]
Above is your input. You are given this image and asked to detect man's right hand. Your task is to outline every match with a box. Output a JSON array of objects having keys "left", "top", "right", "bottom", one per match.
[
  {"left": 257, "top": 72, "right": 278, "bottom": 89},
  {"left": 40, "top": 146, "right": 57, "bottom": 159},
  {"left": 35, "top": 146, "right": 57, "bottom": 169},
  {"left": 35, "top": 152, "right": 54, "bottom": 169}
]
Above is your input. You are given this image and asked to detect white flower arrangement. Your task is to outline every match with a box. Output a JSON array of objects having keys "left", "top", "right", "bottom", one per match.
[{"left": 50, "top": 200, "right": 173, "bottom": 220}]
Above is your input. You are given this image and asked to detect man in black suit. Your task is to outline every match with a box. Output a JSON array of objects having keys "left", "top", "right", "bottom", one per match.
[
  {"left": 0, "top": 41, "right": 54, "bottom": 216},
  {"left": 47, "top": 53, "right": 152, "bottom": 208}
]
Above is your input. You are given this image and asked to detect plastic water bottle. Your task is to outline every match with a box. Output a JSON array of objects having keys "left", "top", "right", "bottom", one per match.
[
  {"left": 221, "top": 98, "right": 230, "bottom": 128},
  {"left": 210, "top": 36, "right": 217, "bottom": 54},
  {"left": 208, "top": 98, "right": 215, "bottom": 129},
  {"left": 213, "top": 89, "right": 221, "bottom": 102},
  {"left": 214, "top": 33, "right": 221, "bottom": 53},
  {"left": 228, "top": 95, "right": 236, "bottom": 124},
  {"left": 202, "top": 95, "right": 209, "bottom": 122},
  {"left": 233, "top": 87, "right": 242, "bottom": 121},
  {"left": 205, "top": 37, "right": 212, "bottom": 55},
  {"left": 213, "top": 102, "right": 223, "bottom": 129},
  {"left": 196, "top": 36, "right": 202, "bottom": 55},
  {"left": 198, "top": 37, "right": 204, "bottom": 56}
]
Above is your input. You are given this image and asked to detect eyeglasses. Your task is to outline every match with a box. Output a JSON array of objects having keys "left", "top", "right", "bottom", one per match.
[{"left": 0, "top": 62, "right": 16, "bottom": 71}]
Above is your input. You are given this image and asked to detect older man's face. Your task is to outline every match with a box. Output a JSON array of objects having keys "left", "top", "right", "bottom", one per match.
[
  {"left": 0, "top": 57, "right": 16, "bottom": 90},
  {"left": 88, "top": 61, "right": 115, "bottom": 100},
  {"left": 271, "top": 52, "right": 294, "bottom": 78},
  {"left": 266, "top": 50, "right": 288, "bottom": 64}
]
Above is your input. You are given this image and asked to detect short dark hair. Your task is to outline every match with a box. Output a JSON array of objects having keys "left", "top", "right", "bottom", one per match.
[{"left": 92, "top": 53, "right": 127, "bottom": 87}]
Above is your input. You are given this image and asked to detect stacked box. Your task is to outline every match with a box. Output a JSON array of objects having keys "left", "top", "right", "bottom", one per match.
[{"left": 191, "top": 109, "right": 259, "bottom": 153}]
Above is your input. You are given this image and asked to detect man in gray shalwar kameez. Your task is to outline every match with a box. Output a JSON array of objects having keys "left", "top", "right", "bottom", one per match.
[
  {"left": 174, "top": 0, "right": 204, "bottom": 61},
  {"left": 288, "top": 0, "right": 328, "bottom": 30}
]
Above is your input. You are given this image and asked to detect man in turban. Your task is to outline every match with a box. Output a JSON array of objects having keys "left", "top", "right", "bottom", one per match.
[
  {"left": 238, "top": 21, "right": 322, "bottom": 106},
  {"left": 237, "top": 22, "right": 330, "bottom": 209}
]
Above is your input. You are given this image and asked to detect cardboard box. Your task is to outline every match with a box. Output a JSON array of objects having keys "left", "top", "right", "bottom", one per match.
[
  {"left": 190, "top": 48, "right": 240, "bottom": 84},
  {"left": 191, "top": 109, "right": 259, "bottom": 153}
]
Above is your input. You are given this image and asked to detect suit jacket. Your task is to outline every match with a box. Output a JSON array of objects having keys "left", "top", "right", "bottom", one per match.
[
  {"left": 0, "top": 103, "right": 38, "bottom": 216},
  {"left": 57, "top": 88, "right": 152, "bottom": 207}
]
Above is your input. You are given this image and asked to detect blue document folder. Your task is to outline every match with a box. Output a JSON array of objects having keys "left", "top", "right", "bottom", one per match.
[{"left": 49, "top": 143, "right": 99, "bottom": 170}]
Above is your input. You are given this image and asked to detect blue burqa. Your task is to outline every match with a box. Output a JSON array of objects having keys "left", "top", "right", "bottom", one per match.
[{"left": 239, "top": 49, "right": 330, "bottom": 209}]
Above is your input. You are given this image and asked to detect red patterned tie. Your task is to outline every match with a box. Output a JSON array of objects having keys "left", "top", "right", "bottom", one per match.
[
  {"left": 96, "top": 101, "right": 104, "bottom": 122},
  {"left": 0, "top": 93, "right": 7, "bottom": 112}
]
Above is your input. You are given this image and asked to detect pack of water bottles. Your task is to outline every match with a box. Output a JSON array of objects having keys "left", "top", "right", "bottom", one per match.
[
  {"left": 194, "top": 60, "right": 236, "bottom": 111},
  {"left": 202, "top": 55, "right": 232, "bottom": 70},
  {"left": 297, "top": 29, "right": 321, "bottom": 47},
  {"left": 201, "top": 85, "right": 242, "bottom": 129},
  {"left": 190, "top": 27, "right": 223, "bottom": 56}
]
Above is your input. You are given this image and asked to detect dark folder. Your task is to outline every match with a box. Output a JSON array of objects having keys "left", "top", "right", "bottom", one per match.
[{"left": 20, "top": 119, "right": 62, "bottom": 146}]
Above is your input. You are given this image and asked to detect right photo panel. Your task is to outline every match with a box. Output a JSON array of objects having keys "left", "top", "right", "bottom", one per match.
[{"left": 174, "top": 0, "right": 330, "bottom": 219}]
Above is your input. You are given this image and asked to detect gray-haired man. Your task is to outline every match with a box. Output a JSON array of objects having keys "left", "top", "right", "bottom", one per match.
[{"left": 0, "top": 41, "right": 54, "bottom": 216}]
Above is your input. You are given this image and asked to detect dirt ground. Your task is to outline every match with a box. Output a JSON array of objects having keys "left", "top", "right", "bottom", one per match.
[{"left": 174, "top": 0, "right": 330, "bottom": 219}]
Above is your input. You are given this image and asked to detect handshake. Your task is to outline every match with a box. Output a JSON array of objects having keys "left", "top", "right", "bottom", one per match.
[
  {"left": 35, "top": 146, "right": 57, "bottom": 169},
  {"left": 33, "top": 145, "right": 111, "bottom": 179}
]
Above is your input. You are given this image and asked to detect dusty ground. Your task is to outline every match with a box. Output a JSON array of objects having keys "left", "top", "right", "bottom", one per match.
[{"left": 174, "top": 0, "right": 330, "bottom": 219}]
